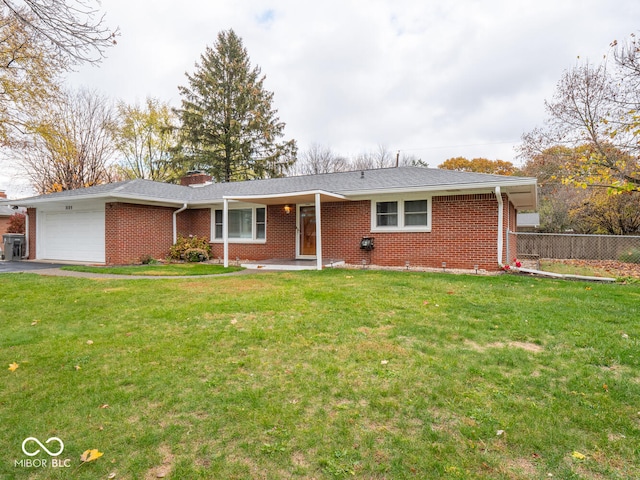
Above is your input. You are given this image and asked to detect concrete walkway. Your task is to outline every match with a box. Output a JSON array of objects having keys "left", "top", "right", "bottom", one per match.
[{"left": 0, "top": 261, "right": 264, "bottom": 280}]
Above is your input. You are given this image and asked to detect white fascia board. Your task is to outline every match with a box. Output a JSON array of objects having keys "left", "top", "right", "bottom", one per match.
[
  {"left": 13, "top": 192, "right": 187, "bottom": 208},
  {"left": 341, "top": 179, "right": 536, "bottom": 200}
]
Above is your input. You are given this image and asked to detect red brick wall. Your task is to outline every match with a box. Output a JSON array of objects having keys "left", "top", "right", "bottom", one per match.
[
  {"left": 104, "top": 203, "right": 213, "bottom": 264},
  {"left": 0, "top": 216, "right": 10, "bottom": 236},
  {"left": 105, "top": 203, "right": 172, "bottom": 264},
  {"left": 209, "top": 204, "right": 297, "bottom": 261},
  {"left": 101, "top": 193, "right": 512, "bottom": 270},
  {"left": 105, "top": 203, "right": 210, "bottom": 265},
  {"left": 210, "top": 194, "right": 512, "bottom": 271},
  {"left": 27, "top": 208, "right": 36, "bottom": 260},
  {"left": 177, "top": 208, "right": 211, "bottom": 239},
  {"left": 319, "top": 194, "right": 505, "bottom": 271}
]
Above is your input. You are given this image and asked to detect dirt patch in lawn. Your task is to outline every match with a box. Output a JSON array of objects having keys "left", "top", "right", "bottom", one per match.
[
  {"left": 145, "top": 444, "right": 174, "bottom": 479},
  {"left": 465, "top": 340, "right": 543, "bottom": 353}
]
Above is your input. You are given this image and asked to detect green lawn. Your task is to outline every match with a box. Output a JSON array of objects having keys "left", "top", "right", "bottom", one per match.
[
  {"left": 61, "top": 263, "right": 244, "bottom": 276},
  {"left": 1, "top": 270, "right": 639, "bottom": 479}
]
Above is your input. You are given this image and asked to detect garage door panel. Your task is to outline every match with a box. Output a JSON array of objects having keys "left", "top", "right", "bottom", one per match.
[{"left": 40, "top": 209, "right": 105, "bottom": 262}]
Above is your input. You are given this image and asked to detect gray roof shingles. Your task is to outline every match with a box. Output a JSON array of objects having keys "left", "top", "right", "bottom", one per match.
[{"left": 8, "top": 167, "right": 536, "bottom": 205}]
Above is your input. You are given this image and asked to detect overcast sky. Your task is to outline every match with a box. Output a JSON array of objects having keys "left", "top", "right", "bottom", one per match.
[{"left": 2, "top": 0, "right": 639, "bottom": 197}]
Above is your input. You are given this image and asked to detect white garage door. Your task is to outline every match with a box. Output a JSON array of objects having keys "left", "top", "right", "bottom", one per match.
[{"left": 40, "top": 209, "right": 105, "bottom": 263}]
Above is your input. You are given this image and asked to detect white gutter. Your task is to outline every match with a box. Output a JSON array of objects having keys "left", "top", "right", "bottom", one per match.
[
  {"left": 495, "top": 186, "right": 504, "bottom": 267},
  {"left": 172, "top": 203, "right": 188, "bottom": 244}
]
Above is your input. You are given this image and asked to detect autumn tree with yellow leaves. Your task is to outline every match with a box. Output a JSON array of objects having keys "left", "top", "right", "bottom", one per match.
[
  {"left": 0, "top": 0, "right": 117, "bottom": 144},
  {"left": 438, "top": 157, "right": 519, "bottom": 176},
  {"left": 17, "top": 88, "right": 118, "bottom": 194},
  {"left": 520, "top": 33, "right": 640, "bottom": 193}
]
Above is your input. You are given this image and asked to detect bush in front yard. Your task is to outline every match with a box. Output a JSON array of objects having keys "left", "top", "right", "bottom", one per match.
[
  {"left": 169, "top": 235, "right": 212, "bottom": 262},
  {"left": 184, "top": 248, "right": 210, "bottom": 263},
  {"left": 619, "top": 248, "right": 640, "bottom": 264}
]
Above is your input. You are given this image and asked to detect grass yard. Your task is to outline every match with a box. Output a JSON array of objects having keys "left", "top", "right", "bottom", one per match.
[
  {"left": 1, "top": 270, "right": 639, "bottom": 479},
  {"left": 60, "top": 263, "right": 244, "bottom": 276}
]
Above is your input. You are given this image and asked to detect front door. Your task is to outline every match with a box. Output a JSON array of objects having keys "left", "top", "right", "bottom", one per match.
[{"left": 298, "top": 205, "right": 316, "bottom": 257}]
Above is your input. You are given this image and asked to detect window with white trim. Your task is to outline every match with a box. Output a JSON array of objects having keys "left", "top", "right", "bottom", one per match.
[
  {"left": 371, "top": 197, "right": 431, "bottom": 232},
  {"left": 404, "top": 200, "right": 428, "bottom": 226},
  {"left": 213, "top": 207, "right": 266, "bottom": 242},
  {"left": 376, "top": 201, "right": 398, "bottom": 226}
]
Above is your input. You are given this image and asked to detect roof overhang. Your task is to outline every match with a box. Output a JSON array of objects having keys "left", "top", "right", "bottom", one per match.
[
  {"left": 3, "top": 193, "right": 187, "bottom": 209},
  {"left": 342, "top": 178, "right": 537, "bottom": 210},
  {"left": 222, "top": 190, "right": 350, "bottom": 205}
]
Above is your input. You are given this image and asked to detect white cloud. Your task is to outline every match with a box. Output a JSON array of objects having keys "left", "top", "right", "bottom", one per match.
[{"left": 3, "top": 0, "right": 639, "bottom": 195}]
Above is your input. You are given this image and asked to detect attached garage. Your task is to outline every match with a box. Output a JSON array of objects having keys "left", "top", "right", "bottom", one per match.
[{"left": 37, "top": 204, "right": 105, "bottom": 263}]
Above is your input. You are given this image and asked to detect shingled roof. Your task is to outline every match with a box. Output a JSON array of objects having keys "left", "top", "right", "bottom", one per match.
[{"left": 5, "top": 167, "right": 538, "bottom": 209}]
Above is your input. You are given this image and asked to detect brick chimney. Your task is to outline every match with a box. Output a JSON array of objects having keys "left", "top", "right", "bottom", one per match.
[
  {"left": 180, "top": 171, "right": 212, "bottom": 186},
  {"left": 0, "top": 190, "right": 7, "bottom": 199}
]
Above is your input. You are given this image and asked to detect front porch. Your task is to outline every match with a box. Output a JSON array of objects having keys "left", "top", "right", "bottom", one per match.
[
  {"left": 241, "top": 258, "right": 345, "bottom": 271},
  {"left": 221, "top": 190, "right": 350, "bottom": 271}
]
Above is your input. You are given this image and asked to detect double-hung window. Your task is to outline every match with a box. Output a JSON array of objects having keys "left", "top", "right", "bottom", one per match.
[
  {"left": 213, "top": 206, "right": 266, "bottom": 242},
  {"left": 371, "top": 197, "right": 431, "bottom": 232}
]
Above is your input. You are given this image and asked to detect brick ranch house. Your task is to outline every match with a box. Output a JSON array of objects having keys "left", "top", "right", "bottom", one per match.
[{"left": 3, "top": 167, "right": 537, "bottom": 271}]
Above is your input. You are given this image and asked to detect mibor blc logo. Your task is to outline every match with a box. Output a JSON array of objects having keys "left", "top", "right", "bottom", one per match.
[
  {"left": 22, "top": 437, "right": 64, "bottom": 456},
  {"left": 15, "top": 437, "right": 71, "bottom": 468}
]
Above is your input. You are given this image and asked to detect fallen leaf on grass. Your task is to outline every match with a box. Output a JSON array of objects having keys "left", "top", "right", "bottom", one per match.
[
  {"left": 108, "top": 473, "right": 116, "bottom": 479},
  {"left": 571, "top": 451, "right": 586, "bottom": 460},
  {"left": 80, "top": 449, "right": 103, "bottom": 463},
  {"left": 8, "top": 362, "right": 19, "bottom": 372},
  {"left": 86, "top": 340, "right": 94, "bottom": 345},
  {"left": 31, "top": 320, "right": 39, "bottom": 326},
  {"left": 99, "top": 404, "right": 109, "bottom": 409}
]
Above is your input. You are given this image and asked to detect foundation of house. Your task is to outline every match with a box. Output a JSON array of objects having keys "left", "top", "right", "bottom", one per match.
[{"left": 241, "top": 258, "right": 345, "bottom": 271}]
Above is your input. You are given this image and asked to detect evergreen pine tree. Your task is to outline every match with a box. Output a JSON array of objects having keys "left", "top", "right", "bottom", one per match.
[{"left": 176, "top": 29, "right": 297, "bottom": 182}]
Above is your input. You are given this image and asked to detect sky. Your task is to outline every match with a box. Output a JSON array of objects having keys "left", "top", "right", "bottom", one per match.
[{"left": 2, "top": 0, "right": 639, "bottom": 197}]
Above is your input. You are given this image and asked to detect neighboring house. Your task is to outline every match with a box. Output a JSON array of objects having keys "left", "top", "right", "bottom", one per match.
[
  {"left": 2, "top": 167, "right": 537, "bottom": 271},
  {"left": 0, "top": 190, "right": 19, "bottom": 237},
  {"left": 516, "top": 212, "right": 541, "bottom": 232},
  {"left": 0, "top": 207, "right": 13, "bottom": 237}
]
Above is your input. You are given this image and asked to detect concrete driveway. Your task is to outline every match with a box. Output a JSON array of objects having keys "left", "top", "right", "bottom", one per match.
[{"left": 0, "top": 260, "right": 66, "bottom": 273}]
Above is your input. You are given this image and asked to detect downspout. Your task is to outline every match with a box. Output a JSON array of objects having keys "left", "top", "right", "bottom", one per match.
[
  {"left": 505, "top": 201, "right": 510, "bottom": 264},
  {"left": 494, "top": 187, "right": 504, "bottom": 268},
  {"left": 223, "top": 198, "right": 229, "bottom": 268},
  {"left": 173, "top": 203, "right": 188, "bottom": 244},
  {"left": 23, "top": 211, "right": 29, "bottom": 259}
]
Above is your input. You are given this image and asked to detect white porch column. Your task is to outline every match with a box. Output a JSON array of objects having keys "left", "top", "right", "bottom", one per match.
[
  {"left": 223, "top": 198, "right": 229, "bottom": 268},
  {"left": 315, "top": 192, "right": 322, "bottom": 271}
]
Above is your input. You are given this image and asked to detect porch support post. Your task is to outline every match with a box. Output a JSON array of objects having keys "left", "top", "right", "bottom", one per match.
[
  {"left": 315, "top": 192, "right": 322, "bottom": 271},
  {"left": 223, "top": 198, "right": 229, "bottom": 268}
]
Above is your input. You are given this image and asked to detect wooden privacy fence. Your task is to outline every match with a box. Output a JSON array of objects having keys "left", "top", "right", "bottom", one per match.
[{"left": 514, "top": 232, "right": 640, "bottom": 261}]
